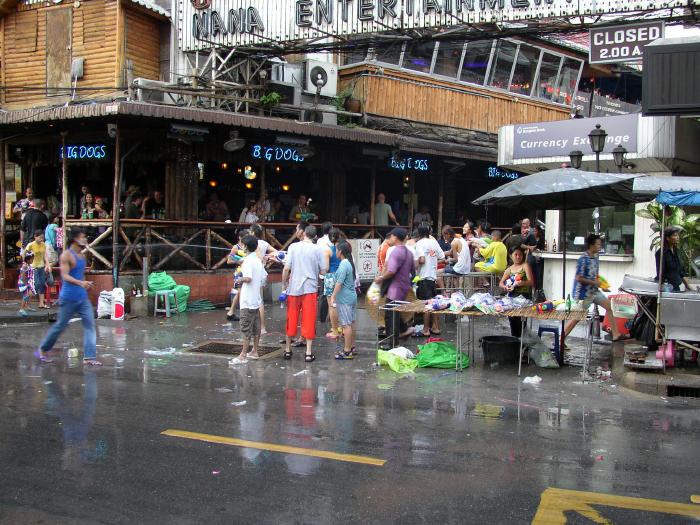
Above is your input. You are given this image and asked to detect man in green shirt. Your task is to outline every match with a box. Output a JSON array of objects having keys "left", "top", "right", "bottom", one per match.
[{"left": 374, "top": 193, "right": 398, "bottom": 227}]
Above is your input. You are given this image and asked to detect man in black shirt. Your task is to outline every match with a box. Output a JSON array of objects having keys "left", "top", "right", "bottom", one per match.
[
  {"left": 20, "top": 199, "right": 48, "bottom": 247},
  {"left": 656, "top": 226, "right": 697, "bottom": 292}
]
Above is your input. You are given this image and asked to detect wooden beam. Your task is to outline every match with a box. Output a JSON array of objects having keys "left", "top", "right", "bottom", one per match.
[
  {"left": 151, "top": 229, "right": 206, "bottom": 270},
  {"left": 119, "top": 226, "right": 145, "bottom": 272},
  {"left": 119, "top": 227, "right": 143, "bottom": 268}
]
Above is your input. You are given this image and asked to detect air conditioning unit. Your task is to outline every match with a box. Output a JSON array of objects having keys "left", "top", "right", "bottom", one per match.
[
  {"left": 271, "top": 61, "right": 304, "bottom": 86},
  {"left": 303, "top": 59, "right": 338, "bottom": 98},
  {"left": 301, "top": 104, "right": 337, "bottom": 126},
  {"left": 133, "top": 78, "right": 177, "bottom": 105},
  {"left": 268, "top": 81, "right": 301, "bottom": 107}
]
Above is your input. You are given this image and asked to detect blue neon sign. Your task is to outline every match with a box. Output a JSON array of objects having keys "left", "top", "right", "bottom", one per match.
[
  {"left": 487, "top": 166, "right": 520, "bottom": 180},
  {"left": 60, "top": 144, "right": 108, "bottom": 160},
  {"left": 251, "top": 144, "right": 305, "bottom": 163},
  {"left": 388, "top": 157, "right": 429, "bottom": 172}
]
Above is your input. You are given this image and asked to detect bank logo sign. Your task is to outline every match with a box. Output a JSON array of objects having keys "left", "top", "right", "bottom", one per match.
[
  {"left": 589, "top": 21, "right": 664, "bottom": 64},
  {"left": 177, "top": 0, "right": 683, "bottom": 51},
  {"left": 512, "top": 114, "right": 638, "bottom": 159}
]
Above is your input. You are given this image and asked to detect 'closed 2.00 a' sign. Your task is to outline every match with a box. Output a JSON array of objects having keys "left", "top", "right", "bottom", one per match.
[{"left": 589, "top": 21, "right": 664, "bottom": 64}]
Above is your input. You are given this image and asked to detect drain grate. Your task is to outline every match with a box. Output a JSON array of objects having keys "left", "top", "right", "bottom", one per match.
[
  {"left": 189, "top": 340, "right": 282, "bottom": 360},
  {"left": 667, "top": 386, "right": 700, "bottom": 398}
]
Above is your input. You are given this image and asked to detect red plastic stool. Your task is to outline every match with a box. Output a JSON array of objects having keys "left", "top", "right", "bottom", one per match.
[{"left": 45, "top": 270, "right": 62, "bottom": 306}]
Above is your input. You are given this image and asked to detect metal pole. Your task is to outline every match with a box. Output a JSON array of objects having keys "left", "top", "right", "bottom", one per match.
[
  {"left": 560, "top": 197, "right": 567, "bottom": 365},
  {"left": 61, "top": 132, "right": 68, "bottom": 251},
  {"left": 655, "top": 203, "right": 666, "bottom": 346},
  {"left": 370, "top": 163, "right": 376, "bottom": 226},
  {"left": 112, "top": 127, "right": 121, "bottom": 288},
  {"left": 0, "top": 140, "right": 5, "bottom": 286}
]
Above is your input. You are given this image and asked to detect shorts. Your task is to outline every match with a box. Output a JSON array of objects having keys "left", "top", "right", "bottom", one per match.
[
  {"left": 416, "top": 279, "right": 437, "bottom": 300},
  {"left": 323, "top": 272, "right": 337, "bottom": 297},
  {"left": 336, "top": 303, "right": 356, "bottom": 327},
  {"left": 444, "top": 265, "right": 467, "bottom": 276},
  {"left": 240, "top": 308, "right": 261, "bottom": 338},
  {"left": 286, "top": 293, "right": 317, "bottom": 340},
  {"left": 33, "top": 267, "right": 46, "bottom": 294},
  {"left": 582, "top": 290, "right": 608, "bottom": 308}
]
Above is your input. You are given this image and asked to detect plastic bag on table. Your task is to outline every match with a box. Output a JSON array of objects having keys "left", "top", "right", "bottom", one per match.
[
  {"left": 511, "top": 295, "right": 533, "bottom": 308},
  {"left": 416, "top": 341, "right": 469, "bottom": 369},
  {"left": 426, "top": 295, "right": 450, "bottom": 311},
  {"left": 449, "top": 292, "right": 468, "bottom": 312},
  {"left": 377, "top": 350, "right": 418, "bottom": 374}
]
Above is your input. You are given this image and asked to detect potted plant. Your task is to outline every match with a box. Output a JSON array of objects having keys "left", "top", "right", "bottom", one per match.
[{"left": 259, "top": 92, "right": 282, "bottom": 115}]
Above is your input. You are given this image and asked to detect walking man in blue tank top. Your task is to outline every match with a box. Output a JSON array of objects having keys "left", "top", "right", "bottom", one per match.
[{"left": 36, "top": 228, "right": 101, "bottom": 366}]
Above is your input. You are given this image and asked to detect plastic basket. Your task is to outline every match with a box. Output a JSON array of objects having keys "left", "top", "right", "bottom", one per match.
[{"left": 610, "top": 294, "right": 638, "bottom": 319}]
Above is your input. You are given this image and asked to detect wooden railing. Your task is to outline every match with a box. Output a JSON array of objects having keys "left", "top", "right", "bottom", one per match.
[{"left": 63, "top": 219, "right": 400, "bottom": 274}]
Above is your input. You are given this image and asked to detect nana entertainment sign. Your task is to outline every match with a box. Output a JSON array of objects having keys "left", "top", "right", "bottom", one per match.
[{"left": 178, "top": 0, "right": 655, "bottom": 51}]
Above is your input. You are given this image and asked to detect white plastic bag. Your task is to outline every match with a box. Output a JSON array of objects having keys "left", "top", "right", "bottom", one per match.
[
  {"left": 387, "top": 346, "right": 416, "bottom": 360},
  {"left": 97, "top": 291, "right": 112, "bottom": 319},
  {"left": 367, "top": 282, "right": 382, "bottom": 305}
]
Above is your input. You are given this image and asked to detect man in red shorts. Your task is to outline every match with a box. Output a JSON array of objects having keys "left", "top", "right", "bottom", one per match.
[{"left": 282, "top": 225, "right": 327, "bottom": 362}]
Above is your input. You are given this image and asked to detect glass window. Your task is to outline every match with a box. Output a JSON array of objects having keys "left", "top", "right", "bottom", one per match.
[
  {"left": 487, "top": 40, "right": 518, "bottom": 90},
  {"left": 433, "top": 41, "right": 464, "bottom": 78},
  {"left": 534, "top": 52, "right": 562, "bottom": 101},
  {"left": 561, "top": 205, "right": 636, "bottom": 254},
  {"left": 460, "top": 40, "right": 493, "bottom": 85},
  {"left": 343, "top": 46, "right": 369, "bottom": 65},
  {"left": 555, "top": 57, "right": 582, "bottom": 106},
  {"left": 402, "top": 41, "right": 436, "bottom": 73},
  {"left": 374, "top": 42, "right": 403, "bottom": 65},
  {"left": 509, "top": 44, "right": 539, "bottom": 95}
]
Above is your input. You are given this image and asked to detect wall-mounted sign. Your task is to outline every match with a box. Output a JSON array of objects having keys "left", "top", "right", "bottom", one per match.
[
  {"left": 589, "top": 21, "right": 664, "bottom": 64},
  {"left": 59, "top": 144, "right": 108, "bottom": 160},
  {"left": 590, "top": 94, "right": 642, "bottom": 117},
  {"left": 389, "top": 156, "right": 429, "bottom": 172},
  {"left": 177, "top": 0, "right": 673, "bottom": 52},
  {"left": 251, "top": 144, "right": 305, "bottom": 162},
  {"left": 487, "top": 166, "right": 519, "bottom": 180},
  {"left": 512, "top": 114, "right": 638, "bottom": 160}
]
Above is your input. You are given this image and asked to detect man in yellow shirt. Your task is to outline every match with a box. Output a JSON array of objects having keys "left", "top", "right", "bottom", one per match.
[
  {"left": 473, "top": 229, "right": 507, "bottom": 278},
  {"left": 25, "top": 229, "right": 51, "bottom": 309}
]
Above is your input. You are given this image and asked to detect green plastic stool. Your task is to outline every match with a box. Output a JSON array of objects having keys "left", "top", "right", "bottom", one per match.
[{"left": 154, "top": 290, "right": 179, "bottom": 318}]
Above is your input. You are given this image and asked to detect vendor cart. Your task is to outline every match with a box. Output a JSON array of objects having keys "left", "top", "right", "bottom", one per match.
[{"left": 622, "top": 176, "right": 700, "bottom": 370}]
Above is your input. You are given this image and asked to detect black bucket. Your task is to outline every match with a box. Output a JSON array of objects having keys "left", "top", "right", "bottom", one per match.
[{"left": 480, "top": 335, "right": 520, "bottom": 365}]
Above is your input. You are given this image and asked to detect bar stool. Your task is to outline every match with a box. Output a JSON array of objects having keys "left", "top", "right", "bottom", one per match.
[
  {"left": 537, "top": 325, "right": 561, "bottom": 362},
  {"left": 154, "top": 290, "right": 179, "bottom": 318}
]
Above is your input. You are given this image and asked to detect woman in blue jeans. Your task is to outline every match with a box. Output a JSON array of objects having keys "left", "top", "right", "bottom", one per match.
[{"left": 36, "top": 228, "right": 101, "bottom": 366}]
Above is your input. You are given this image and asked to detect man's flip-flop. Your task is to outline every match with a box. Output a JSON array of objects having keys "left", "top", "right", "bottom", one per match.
[
  {"left": 83, "top": 359, "right": 103, "bottom": 366},
  {"left": 246, "top": 354, "right": 260, "bottom": 360}
]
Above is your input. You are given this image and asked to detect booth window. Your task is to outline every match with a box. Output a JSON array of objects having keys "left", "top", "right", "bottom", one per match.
[
  {"left": 487, "top": 40, "right": 518, "bottom": 90},
  {"left": 433, "top": 41, "right": 464, "bottom": 79},
  {"left": 460, "top": 40, "right": 493, "bottom": 85},
  {"left": 561, "top": 205, "right": 636, "bottom": 255},
  {"left": 402, "top": 41, "right": 436, "bottom": 73},
  {"left": 375, "top": 41, "right": 403, "bottom": 65},
  {"left": 510, "top": 44, "right": 540, "bottom": 95},
  {"left": 555, "top": 57, "right": 582, "bottom": 105},
  {"left": 534, "top": 52, "right": 562, "bottom": 102}
]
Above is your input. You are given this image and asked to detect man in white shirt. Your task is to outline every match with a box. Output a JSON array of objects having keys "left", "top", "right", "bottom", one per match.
[
  {"left": 282, "top": 225, "right": 327, "bottom": 362},
  {"left": 237, "top": 235, "right": 268, "bottom": 361},
  {"left": 415, "top": 224, "right": 445, "bottom": 337}
]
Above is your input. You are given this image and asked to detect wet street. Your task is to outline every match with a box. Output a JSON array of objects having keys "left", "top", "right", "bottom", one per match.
[{"left": 1, "top": 308, "right": 700, "bottom": 524}]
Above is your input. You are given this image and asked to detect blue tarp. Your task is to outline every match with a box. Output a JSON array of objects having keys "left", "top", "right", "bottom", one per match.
[{"left": 656, "top": 191, "right": 700, "bottom": 207}]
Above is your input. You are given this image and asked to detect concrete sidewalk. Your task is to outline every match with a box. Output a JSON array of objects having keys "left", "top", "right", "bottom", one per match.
[{"left": 0, "top": 299, "right": 55, "bottom": 324}]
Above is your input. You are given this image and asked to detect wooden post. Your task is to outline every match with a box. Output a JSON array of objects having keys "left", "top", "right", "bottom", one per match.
[
  {"left": 112, "top": 126, "right": 121, "bottom": 288},
  {"left": 61, "top": 132, "right": 68, "bottom": 252},
  {"left": 0, "top": 140, "right": 5, "bottom": 287},
  {"left": 369, "top": 163, "right": 376, "bottom": 226},
  {"left": 408, "top": 172, "right": 415, "bottom": 228},
  {"left": 260, "top": 162, "right": 266, "bottom": 202},
  {"left": 437, "top": 170, "right": 444, "bottom": 233}
]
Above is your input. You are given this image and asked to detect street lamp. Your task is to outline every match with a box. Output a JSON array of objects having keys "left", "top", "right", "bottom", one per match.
[
  {"left": 569, "top": 150, "right": 583, "bottom": 170},
  {"left": 588, "top": 124, "right": 607, "bottom": 173},
  {"left": 612, "top": 144, "right": 627, "bottom": 173}
]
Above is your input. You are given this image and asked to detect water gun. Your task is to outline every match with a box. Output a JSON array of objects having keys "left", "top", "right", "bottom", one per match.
[
  {"left": 598, "top": 275, "right": 611, "bottom": 292},
  {"left": 273, "top": 250, "right": 287, "bottom": 263},
  {"left": 278, "top": 290, "right": 288, "bottom": 302},
  {"left": 412, "top": 275, "right": 422, "bottom": 284},
  {"left": 229, "top": 249, "right": 246, "bottom": 263},
  {"left": 504, "top": 273, "right": 522, "bottom": 289},
  {"left": 532, "top": 301, "right": 554, "bottom": 313}
]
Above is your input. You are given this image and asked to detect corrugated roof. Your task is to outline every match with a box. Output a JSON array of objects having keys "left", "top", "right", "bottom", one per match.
[
  {"left": 129, "top": 0, "right": 169, "bottom": 18},
  {"left": 0, "top": 102, "right": 491, "bottom": 159}
]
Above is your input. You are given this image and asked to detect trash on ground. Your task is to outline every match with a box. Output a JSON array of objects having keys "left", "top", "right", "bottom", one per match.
[
  {"left": 417, "top": 341, "right": 469, "bottom": 369},
  {"left": 144, "top": 348, "right": 177, "bottom": 356},
  {"left": 215, "top": 387, "right": 233, "bottom": 393},
  {"left": 377, "top": 350, "right": 418, "bottom": 374},
  {"left": 293, "top": 369, "right": 309, "bottom": 376},
  {"left": 523, "top": 375, "right": 542, "bottom": 384},
  {"left": 387, "top": 346, "right": 415, "bottom": 360},
  {"left": 228, "top": 357, "right": 246, "bottom": 366},
  {"left": 231, "top": 400, "right": 247, "bottom": 407}
]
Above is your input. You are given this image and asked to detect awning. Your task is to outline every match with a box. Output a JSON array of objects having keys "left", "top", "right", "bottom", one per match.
[
  {"left": 632, "top": 175, "right": 700, "bottom": 195},
  {"left": 0, "top": 101, "right": 483, "bottom": 160}
]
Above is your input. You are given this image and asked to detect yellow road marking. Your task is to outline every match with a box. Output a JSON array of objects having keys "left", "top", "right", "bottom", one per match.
[
  {"left": 532, "top": 488, "right": 700, "bottom": 524},
  {"left": 161, "top": 429, "right": 387, "bottom": 467}
]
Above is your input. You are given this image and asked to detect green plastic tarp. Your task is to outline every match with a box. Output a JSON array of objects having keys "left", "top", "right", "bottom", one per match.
[
  {"left": 416, "top": 341, "right": 469, "bottom": 369},
  {"left": 377, "top": 350, "right": 418, "bottom": 374},
  {"left": 148, "top": 271, "right": 177, "bottom": 292},
  {"left": 173, "top": 285, "right": 190, "bottom": 313}
]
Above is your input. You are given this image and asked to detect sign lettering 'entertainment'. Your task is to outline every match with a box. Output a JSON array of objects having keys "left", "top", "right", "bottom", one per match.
[{"left": 178, "top": 0, "right": 678, "bottom": 51}]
